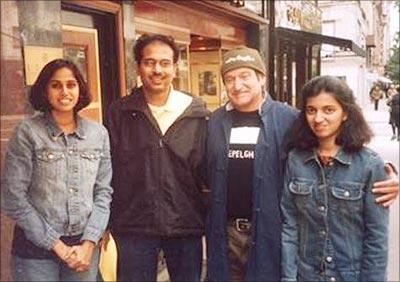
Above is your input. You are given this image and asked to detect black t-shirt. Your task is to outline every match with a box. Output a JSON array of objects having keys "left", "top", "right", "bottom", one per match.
[{"left": 227, "top": 109, "right": 261, "bottom": 219}]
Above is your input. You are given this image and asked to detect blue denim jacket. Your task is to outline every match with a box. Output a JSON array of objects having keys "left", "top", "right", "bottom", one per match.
[
  {"left": 1, "top": 113, "right": 113, "bottom": 250},
  {"left": 281, "top": 147, "right": 388, "bottom": 282}
]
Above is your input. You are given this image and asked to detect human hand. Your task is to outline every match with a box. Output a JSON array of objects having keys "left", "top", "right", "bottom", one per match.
[
  {"left": 100, "top": 230, "right": 111, "bottom": 251},
  {"left": 52, "top": 239, "right": 76, "bottom": 262},
  {"left": 372, "top": 163, "right": 399, "bottom": 207},
  {"left": 68, "top": 240, "right": 95, "bottom": 272}
]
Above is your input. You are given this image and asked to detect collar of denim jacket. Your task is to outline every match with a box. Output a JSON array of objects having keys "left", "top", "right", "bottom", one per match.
[
  {"left": 44, "top": 112, "right": 86, "bottom": 141},
  {"left": 303, "top": 147, "right": 352, "bottom": 166}
]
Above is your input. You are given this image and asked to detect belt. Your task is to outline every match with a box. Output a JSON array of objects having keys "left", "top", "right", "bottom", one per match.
[{"left": 228, "top": 218, "right": 251, "bottom": 232}]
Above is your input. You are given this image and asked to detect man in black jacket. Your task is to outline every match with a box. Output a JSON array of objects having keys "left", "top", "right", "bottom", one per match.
[{"left": 106, "top": 34, "right": 209, "bottom": 281}]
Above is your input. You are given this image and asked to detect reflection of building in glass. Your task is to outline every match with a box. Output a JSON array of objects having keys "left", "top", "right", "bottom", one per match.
[{"left": 64, "top": 47, "right": 87, "bottom": 81}]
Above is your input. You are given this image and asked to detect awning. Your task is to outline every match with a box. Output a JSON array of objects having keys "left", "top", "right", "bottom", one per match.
[{"left": 275, "top": 27, "right": 365, "bottom": 57}]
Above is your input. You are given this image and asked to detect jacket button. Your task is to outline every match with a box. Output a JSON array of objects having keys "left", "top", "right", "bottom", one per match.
[
  {"left": 326, "top": 256, "right": 333, "bottom": 263},
  {"left": 318, "top": 206, "right": 325, "bottom": 212}
]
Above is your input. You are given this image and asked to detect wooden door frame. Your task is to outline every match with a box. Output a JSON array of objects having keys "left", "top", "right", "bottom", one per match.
[
  {"left": 62, "top": 25, "right": 103, "bottom": 122},
  {"left": 62, "top": 0, "right": 126, "bottom": 97}
]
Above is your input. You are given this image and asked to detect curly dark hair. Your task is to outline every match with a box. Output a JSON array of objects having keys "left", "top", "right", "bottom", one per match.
[
  {"left": 134, "top": 33, "right": 179, "bottom": 64},
  {"left": 29, "top": 59, "right": 91, "bottom": 113},
  {"left": 290, "top": 75, "right": 373, "bottom": 153}
]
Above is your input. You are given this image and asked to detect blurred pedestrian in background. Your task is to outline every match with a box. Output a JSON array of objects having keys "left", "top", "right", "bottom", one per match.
[
  {"left": 386, "top": 84, "right": 397, "bottom": 100},
  {"left": 387, "top": 84, "right": 398, "bottom": 140},
  {"left": 370, "top": 84, "right": 384, "bottom": 111},
  {"left": 387, "top": 84, "right": 400, "bottom": 141}
]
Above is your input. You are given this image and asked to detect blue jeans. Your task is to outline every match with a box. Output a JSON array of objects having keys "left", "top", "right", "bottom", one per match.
[
  {"left": 114, "top": 234, "right": 202, "bottom": 282},
  {"left": 12, "top": 248, "right": 100, "bottom": 281}
]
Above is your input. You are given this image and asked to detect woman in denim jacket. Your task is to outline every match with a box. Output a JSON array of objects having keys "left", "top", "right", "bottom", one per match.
[
  {"left": 1, "top": 59, "right": 113, "bottom": 281},
  {"left": 281, "top": 76, "right": 388, "bottom": 282}
]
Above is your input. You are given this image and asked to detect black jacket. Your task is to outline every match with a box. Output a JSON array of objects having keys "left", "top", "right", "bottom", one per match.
[{"left": 107, "top": 87, "right": 209, "bottom": 237}]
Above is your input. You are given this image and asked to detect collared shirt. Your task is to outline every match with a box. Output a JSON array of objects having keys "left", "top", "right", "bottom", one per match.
[
  {"left": 148, "top": 88, "right": 193, "bottom": 135},
  {"left": 1, "top": 112, "right": 113, "bottom": 250}
]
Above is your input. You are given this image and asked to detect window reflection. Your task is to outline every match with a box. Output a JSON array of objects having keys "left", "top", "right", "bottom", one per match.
[{"left": 64, "top": 47, "right": 87, "bottom": 82}]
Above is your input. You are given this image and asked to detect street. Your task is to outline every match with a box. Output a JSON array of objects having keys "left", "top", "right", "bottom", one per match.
[{"left": 364, "top": 102, "right": 399, "bottom": 282}]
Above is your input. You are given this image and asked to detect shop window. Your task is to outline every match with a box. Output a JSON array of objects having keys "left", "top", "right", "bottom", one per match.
[
  {"left": 190, "top": 50, "right": 222, "bottom": 111},
  {"left": 311, "top": 45, "right": 320, "bottom": 78},
  {"left": 64, "top": 46, "right": 88, "bottom": 81},
  {"left": 172, "top": 44, "right": 190, "bottom": 93}
]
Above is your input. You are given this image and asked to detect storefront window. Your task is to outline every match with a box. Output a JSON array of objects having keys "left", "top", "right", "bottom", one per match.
[
  {"left": 172, "top": 44, "right": 190, "bottom": 92},
  {"left": 311, "top": 45, "right": 320, "bottom": 78},
  {"left": 64, "top": 47, "right": 88, "bottom": 81}
]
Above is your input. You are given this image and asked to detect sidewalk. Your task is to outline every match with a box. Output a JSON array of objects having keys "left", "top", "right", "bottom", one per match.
[
  {"left": 363, "top": 101, "right": 400, "bottom": 282},
  {"left": 363, "top": 100, "right": 396, "bottom": 138}
]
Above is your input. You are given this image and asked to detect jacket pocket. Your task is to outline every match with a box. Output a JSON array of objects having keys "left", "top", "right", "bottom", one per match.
[
  {"left": 289, "top": 180, "right": 313, "bottom": 208},
  {"left": 79, "top": 149, "right": 102, "bottom": 176},
  {"left": 35, "top": 149, "right": 65, "bottom": 179},
  {"left": 330, "top": 181, "right": 364, "bottom": 212},
  {"left": 339, "top": 270, "right": 360, "bottom": 282}
]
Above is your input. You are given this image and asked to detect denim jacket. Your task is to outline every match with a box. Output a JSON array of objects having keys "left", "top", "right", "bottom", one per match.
[
  {"left": 281, "top": 147, "right": 389, "bottom": 282},
  {"left": 1, "top": 113, "right": 113, "bottom": 250}
]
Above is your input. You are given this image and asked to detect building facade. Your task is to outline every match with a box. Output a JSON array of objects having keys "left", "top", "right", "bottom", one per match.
[
  {"left": 269, "top": 0, "right": 364, "bottom": 107},
  {"left": 318, "top": 0, "right": 391, "bottom": 107}
]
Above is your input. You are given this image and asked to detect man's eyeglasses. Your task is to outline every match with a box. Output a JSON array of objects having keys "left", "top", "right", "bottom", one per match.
[{"left": 141, "top": 59, "right": 174, "bottom": 69}]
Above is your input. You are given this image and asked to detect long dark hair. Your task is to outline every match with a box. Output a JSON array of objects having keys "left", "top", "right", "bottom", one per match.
[
  {"left": 290, "top": 76, "right": 373, "bottom": 153},
  {"left": 29, "top": 59, "right": 91, "bottom": 112}
]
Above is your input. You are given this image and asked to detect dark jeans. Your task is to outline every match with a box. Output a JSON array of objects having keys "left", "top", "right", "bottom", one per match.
[
  {"left": 227, "top": 224, "right": 251, "bottom": 281},
  {"left": 114, "top": 234, "right": 202, "bottom": 282}
]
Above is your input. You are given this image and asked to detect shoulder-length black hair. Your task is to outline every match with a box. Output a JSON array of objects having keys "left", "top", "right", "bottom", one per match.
[
  {"left": 290, "top": 75, "right": 373, "bottom": 153},
  {"left": 29, "top": 59, "right": 91, "bottom": 112}
]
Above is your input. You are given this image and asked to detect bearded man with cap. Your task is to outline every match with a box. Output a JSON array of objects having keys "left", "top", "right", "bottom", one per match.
[{"left": 205, "top": 46, "right": 399, "bottom": 281}]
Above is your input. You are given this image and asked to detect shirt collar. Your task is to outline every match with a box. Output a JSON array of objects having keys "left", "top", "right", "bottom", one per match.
[
  {"left": 303, "top": 147, "right": 352, "bottom": 166},
  {"left": 160, "top": 86, "right": 177, "bottom": 112},
  {"left": 148, "top": 85, "right": 188, "bottom": 113},
  {"left": 45, "top": 112, "right": 86, "bottom": 141}
]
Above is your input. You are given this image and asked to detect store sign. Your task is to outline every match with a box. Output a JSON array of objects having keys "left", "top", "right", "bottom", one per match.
[{"left": 275, "top": 1, "right": 321, "bottom": 33}]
